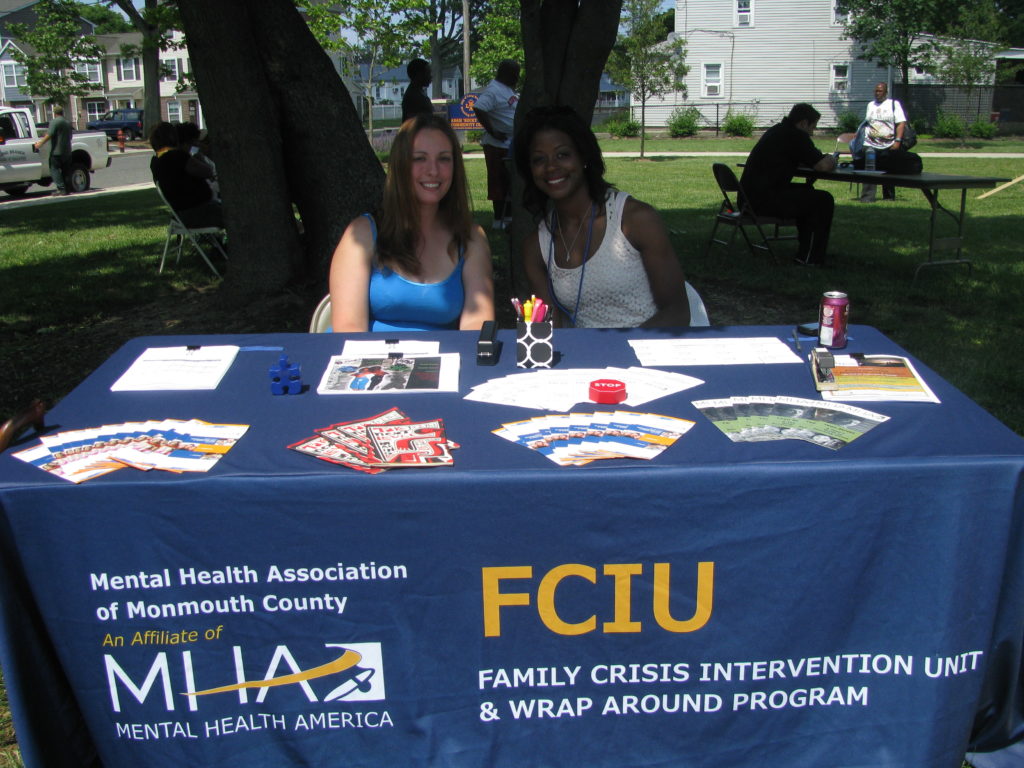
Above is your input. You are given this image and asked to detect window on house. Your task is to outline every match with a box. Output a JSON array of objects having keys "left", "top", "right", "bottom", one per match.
[
  {"left": 161, "top": 59, "right": 179, "bottom": 82},
  {"left": 832, "top": 2, "right": 847, "bottom": 25},
  {"left": 735, "top": 0, "right": 753, "bottom": 27},
  {"left": 86, "top": 102, "right": 107, "bottom": 121},
  {"left": 167, "top": 101, "right": 181, "bottom": 123},
  {"left": 831, "top": 64, "right": 849, "bottom": 93},
  {"left": 74, "top": 61, "right": 101, "bottom": 84},
  {"left": 118, "top": 57, "right": 140, "bottom": 81},
  {"left": 703, "top": 63, "right": 723, "bottom": 98},
  {"left": 2, "top": 62, "right": 28, "bottom": 89}
]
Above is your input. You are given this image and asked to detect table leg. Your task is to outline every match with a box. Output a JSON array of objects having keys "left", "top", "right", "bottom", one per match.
[{"left": 913, "top": 187, "right": 972, "bottom": 284}]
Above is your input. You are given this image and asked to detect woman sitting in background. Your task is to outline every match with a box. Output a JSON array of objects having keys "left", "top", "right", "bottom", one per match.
[
  {"left": 149, "top": 122, "right": 222, "bottom": 229},
  {"left": 329, "top": 113, "right": 494, "bottom": 332},
  {"left": 515, "top": 105, "right": 690, "bottom": 328}
]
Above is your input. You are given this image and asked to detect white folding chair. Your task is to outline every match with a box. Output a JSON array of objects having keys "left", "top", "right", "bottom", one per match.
[
  {"left": 309, "top": 294, "right": 332, "bottom": 333},
  {"left": 155, "top": 185, "right": 227, "bottom": 277},
  {"left": 686, "top": 281, "right": 710, "bottom": 327}
]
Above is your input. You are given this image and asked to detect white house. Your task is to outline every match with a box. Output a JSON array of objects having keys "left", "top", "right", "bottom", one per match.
[{"left": 642, "top": 0, "right": 892, "bottom": 128}]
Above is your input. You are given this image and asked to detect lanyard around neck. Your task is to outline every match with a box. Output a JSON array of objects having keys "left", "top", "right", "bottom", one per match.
[{"left": 546, "top": 202, "right": 597, "bottom": 328}]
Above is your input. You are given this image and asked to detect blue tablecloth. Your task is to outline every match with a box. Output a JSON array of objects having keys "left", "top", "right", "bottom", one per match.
[{"left": 1, "top": 326, "right": 1022, "bottom": 768}]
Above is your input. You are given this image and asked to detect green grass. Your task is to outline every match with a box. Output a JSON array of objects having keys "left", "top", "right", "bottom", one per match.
[
  {"left": 596, "top": 155, "right": 1024, "bottom": 435},
  {"left": 1, "top": 189, "right": 218, "bottom": 330},
  {"left": 591, "top": 134, "right": 1024, "bottom": 155},
  {"left": 461, "top": 133, "right": 1024, "bottom": 155}
]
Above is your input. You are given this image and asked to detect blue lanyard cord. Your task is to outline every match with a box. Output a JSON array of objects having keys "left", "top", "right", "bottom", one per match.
[{"left": 546, "top": 203, "right": 596, "bottom": 328}]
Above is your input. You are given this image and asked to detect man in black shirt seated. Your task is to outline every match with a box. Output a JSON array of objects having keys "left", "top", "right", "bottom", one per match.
[{"left": 740, "top": 103, "right": 837, "bottom": 266}]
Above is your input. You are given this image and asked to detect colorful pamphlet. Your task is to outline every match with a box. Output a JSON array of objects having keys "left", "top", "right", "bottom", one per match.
[
  {"left": 817, "top": 354, "right": 940, "bottom": 403},
  {"left": 316, "top": 354, "right": 460, "bottom": 394},
  {"left": 12, "top": 418, "right": 249, "bottom": 483},
  {"left": 493, "top": 410, "right": 695, "bottom": 466},
  {"left": 692, "top": 395, "right": 889, "bottom": 449},
  {"left": 289, "top": 407, "right": 456, "bottom": 472}
]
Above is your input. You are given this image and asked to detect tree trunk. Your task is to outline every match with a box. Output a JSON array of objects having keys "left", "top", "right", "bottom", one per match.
[
  {"left": 519, "top": 0, "right": 622, "bottom": 122},
  {"left": 640, "top": 98, "right": 646, "bottom": 159},
  {"left": 507, "top": 0, "right": 622, "bottom": 294},
  {"left": 111, "top": 0, "right": 162, "bottom": 138},
  {"left": 140, "top": 0, "right": 161, "bottom": 137},
  {"left": 175, "top": 0, "right": 384, "bottom": 302}
]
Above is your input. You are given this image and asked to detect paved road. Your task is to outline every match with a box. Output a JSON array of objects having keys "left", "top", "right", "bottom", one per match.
[{"left": 0, "top": 148, "right": 154, "bottom": 211}]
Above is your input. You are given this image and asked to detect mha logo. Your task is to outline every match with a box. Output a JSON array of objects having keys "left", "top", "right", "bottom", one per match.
[{"left": 104, "top": 642, "right": 385, "bottom": 713}]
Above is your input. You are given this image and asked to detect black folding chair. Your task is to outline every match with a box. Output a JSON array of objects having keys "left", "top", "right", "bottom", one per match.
[{"left": 705, "top": 163, "right": 797, "bottom": 263}]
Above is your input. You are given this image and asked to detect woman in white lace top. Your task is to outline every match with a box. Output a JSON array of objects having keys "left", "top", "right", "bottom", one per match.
[{"left": 514, "top": 106, "right": 690, "bottom": 328}]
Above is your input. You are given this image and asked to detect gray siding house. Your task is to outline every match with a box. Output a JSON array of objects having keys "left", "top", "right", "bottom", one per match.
[{"left": 642, "top": 0, "right": 892, "bottom": 128}]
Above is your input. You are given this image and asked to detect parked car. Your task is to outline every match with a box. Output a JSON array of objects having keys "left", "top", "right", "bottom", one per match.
[
  {"left": 86, "top": 108, "right": 144, "bottom": 140},
  {"left": 0, "top": 107, "right": 110, "bottom": 196}
]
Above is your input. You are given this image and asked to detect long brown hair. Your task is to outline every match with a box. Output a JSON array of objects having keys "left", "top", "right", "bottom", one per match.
[{"left": 377, "top": 113, "right": 473, "bottom": 276}]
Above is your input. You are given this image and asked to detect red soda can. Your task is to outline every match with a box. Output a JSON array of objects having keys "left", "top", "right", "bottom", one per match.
[{"left": 818, "top": 291, "right": 849, "bottom": 349}]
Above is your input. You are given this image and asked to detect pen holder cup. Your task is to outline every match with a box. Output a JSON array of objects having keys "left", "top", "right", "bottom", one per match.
[{"left": 516, "top": 321, "right": 553, "bottom": 369}]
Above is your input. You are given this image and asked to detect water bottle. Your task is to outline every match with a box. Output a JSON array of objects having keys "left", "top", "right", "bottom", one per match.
[{"left": 865, "top": 147, "right": 876, "bottom": 171}]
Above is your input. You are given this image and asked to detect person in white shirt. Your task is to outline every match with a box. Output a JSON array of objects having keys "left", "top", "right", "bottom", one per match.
[
  {"left": 515, "top": 106, "right": 691, "bottom": 328},
  {"left": 861, "top": 82, "right": 907, "bottom": 203},
  {"left": 473, "top": 60, "right": 520, "bottom": 229}
]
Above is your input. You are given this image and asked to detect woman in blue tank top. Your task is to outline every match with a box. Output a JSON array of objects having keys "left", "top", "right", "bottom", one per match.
[{"left": 328, "top": 114, "right": 494, "bottom": 332}]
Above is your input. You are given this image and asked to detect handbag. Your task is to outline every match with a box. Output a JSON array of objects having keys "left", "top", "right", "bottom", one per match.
[
  {"left": 893, "top": 101, "right": 917, "bottom": 149},
  {"left": 900, "top": 120, "right": 918, "bottom": 150}
]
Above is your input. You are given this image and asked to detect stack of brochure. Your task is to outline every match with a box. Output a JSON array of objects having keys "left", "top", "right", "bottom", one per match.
[
  {"left": 817, "top": 354, "right": 940, "bottom": 403},
  {"left": 12, "top": 418, "right": 249, "bottom": 483},
  {"left": 692, "top": 395, "right": 889, "bottom": 450},
  {"left": 493, "top": 411, "right": 695, "bottom": 466},
  {"left": 289, "top": 407, "right": 456, "bottom": 473}
]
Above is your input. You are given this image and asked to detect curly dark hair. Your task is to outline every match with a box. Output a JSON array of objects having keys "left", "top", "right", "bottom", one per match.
[
  {"left": 513, "top": 105, "right": 609, "bottom": 216},
  {"left": 148, "top": 121, "right": 179, "bottom": 152}
]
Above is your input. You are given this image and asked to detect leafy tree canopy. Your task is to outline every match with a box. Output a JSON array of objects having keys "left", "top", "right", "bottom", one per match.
[
  {"left": 73, "top": 1, "right": 132, "bottom": 33},
  {"left": 9, "top": 0, "right": 105, "bottom": 105},
  {"left": 607, "top": 0, "right": 687, "bottom": 156},
  {"left": 469, "top": 0, "right": 523, "bottom": 85},
  {"left": 836, "top": 0, "right": 937, "bottom": 88}
]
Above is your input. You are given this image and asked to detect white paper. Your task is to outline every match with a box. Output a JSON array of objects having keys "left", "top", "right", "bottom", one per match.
[
  {"left": 110, "top": 346, "right": 239, "bottom": 391},
  {"left": 629, "top": 337, "right": 802, "bottom": 367},
  {"left": 465, "top": 367, "right": 704, "bottom": 412},
  {"left": 341, "top": 340, "right": 440, "bottom": 357}
]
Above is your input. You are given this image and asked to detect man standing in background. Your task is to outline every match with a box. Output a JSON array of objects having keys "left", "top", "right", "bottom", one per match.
[
  {"left": 402, "top": 59, "right": 434, "bottom": 123},
  {"left": 860, "top": 82, "right": 907, "bottom": 203},
  {"left": 33, "top": 104, "right": 72, "bottom": 196},
  {"left": 473, "top": 60, "right": 520, "bottom": 229}
]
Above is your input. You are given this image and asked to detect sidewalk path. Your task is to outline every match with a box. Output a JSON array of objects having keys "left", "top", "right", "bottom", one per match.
[{"left": 0, "top": 181, "right": 154, "bottom": 212}]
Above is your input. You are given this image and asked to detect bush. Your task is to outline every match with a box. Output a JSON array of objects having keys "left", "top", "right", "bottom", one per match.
[
  {"left": 837, "top": 111, "right": 862, "bottom": 133},
  {"left": 667, "top": 106, "right": 702, "bottom": 137},
  {"left": 721, "top": 110, "right": 755, "bottom": 137},
  {"left": 603, "top": 112, "right": 641, "bottom": 138},
  {"left": 934, "top": 111, "right": 965, "bottom": 139},
  {"left": 968, "top": 118, "right": 998, "bottom": 139}
]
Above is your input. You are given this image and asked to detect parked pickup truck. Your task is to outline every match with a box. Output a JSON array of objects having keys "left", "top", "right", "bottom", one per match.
[
  {"left": 0, "top": 106, "right": 110, "bottom": 197},
  {"left": 86, "top": 108, "right": 144, "bottom": 140}
]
